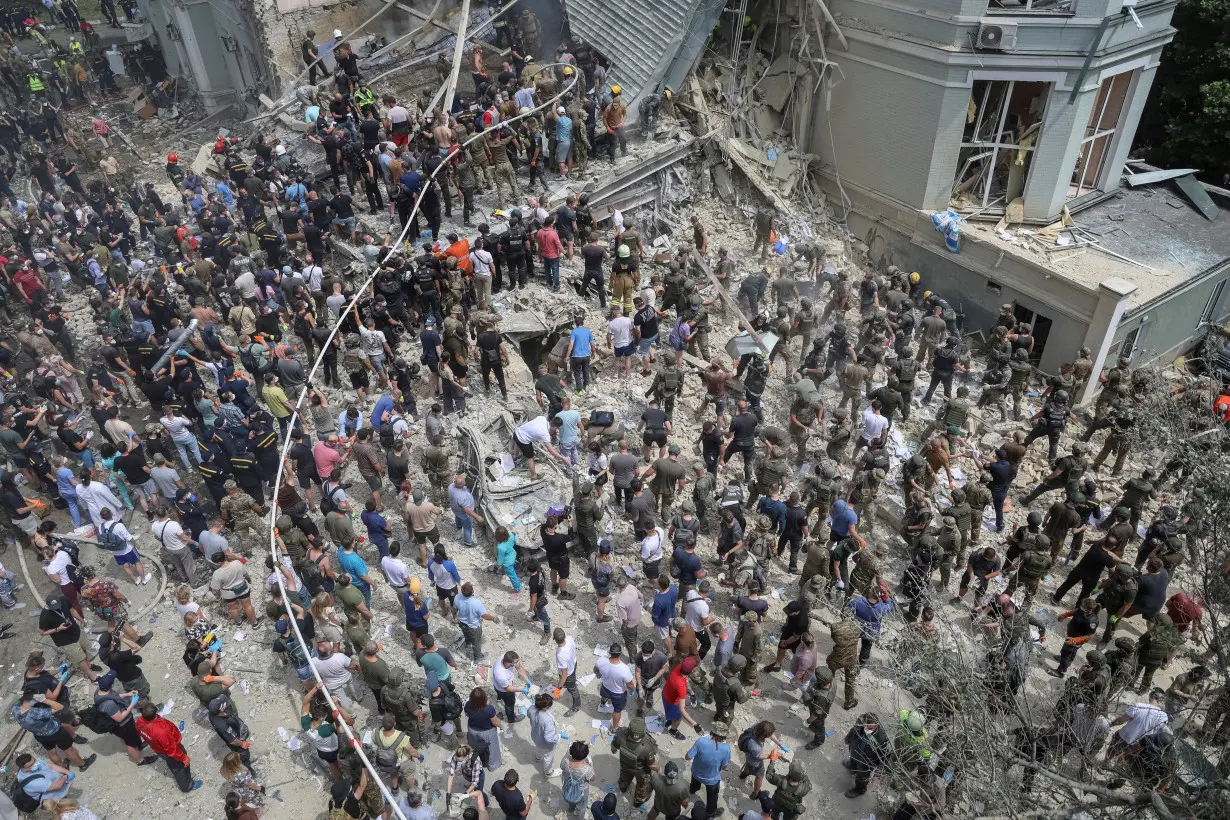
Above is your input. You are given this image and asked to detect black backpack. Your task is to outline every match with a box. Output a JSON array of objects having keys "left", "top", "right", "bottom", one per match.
[
  {"left": 10, "top": 774, "right": 43, "bottom": 813},
  {"left": 737, "top": 726, "right": 756, "bottom": 753},
  {"left": 78, "top": 701, "right": 119, "bottom": 734},
  {"left": 299, "top": 555, "right": 326, "bottom": 597},
  {"left": 98, "top": 522, "right": 128, "bottom": 553},
  {"left": 379, "top": 416, "right": 401, "bottom": 448},
  {"left": 319, "top": 484, "right": 344, "bottom": 515}
]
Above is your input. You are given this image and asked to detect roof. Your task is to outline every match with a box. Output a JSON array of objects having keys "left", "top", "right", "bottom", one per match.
[
  {"left": 565, "top": 0, "right": 707, "bottom": 98},
  {"left": 964, "top": 179, "right": 1230, "bottom": 309}
]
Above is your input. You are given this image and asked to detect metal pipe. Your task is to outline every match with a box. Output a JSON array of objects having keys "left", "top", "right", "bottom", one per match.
[
  {"left": 146, "top": 318, "right": 198, "bottom": 377},
  {"left": 440, "top": 0, "right": 473, "bottom": 118}
]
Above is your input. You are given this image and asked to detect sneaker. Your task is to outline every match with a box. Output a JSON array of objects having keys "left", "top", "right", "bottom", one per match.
[
  {"left": 564, "top": 707, "right": 579, "bottom": 717},
  {"left": 138, "top": 755, "right": 158, "bottom": 766},
  {"left": 558, "top": 590, "right": 576, "bottom": 600},
  {"left": 140, "top": 573, "right": 152, "bottom": 585},
  {"left": 545, "top": 769, "right": 560, "bottom": 778},
  {"left": 668, "top": 729, "right": 687, "bottom": 740},
  {"left": 190, "top": 779, "right": 204, "bottom": 791},
  {"left": 79, "top": 753, "right": 98, "bottom": 770},
  {"left": 138, "top": 631, "right": 153, "bottom": 646},
  {"left": 72, "top": 736, "right": 91, "bottom": 745},
  {"left": 844, "top": 789, "right": 865, "bottom": 799},
  {"left": 804, "top": 739, "right": 824, "bottom": 750}
]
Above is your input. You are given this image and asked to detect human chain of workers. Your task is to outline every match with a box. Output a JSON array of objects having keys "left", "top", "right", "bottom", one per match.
[{"left": 0, "top": 16, "right": 1223, "bottom": 820}]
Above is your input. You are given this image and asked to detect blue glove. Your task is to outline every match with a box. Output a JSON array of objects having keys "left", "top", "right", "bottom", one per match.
[
  {"left": 130, "top": 694, "right": 140, "bottom": 705},
  {"left": 57, "top": 663, "right": 69, "bottom": 674},
  {"left": 66, "top": 772, "right": 76, "bottom": 783}
]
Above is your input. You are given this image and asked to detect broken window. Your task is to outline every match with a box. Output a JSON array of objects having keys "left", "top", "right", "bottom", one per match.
[
  {"left": 952, "top": 80, "right": 1049, "bottom": 212},
  {"left": 987, "top": 0, "right": 1073, "bottom": 11},
  {"left": 1069, "top": 70, "right": 1134, "bottom": 200}
]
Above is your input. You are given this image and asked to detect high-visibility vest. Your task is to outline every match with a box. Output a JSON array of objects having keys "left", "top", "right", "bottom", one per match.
[
  {"left": 353, "top": 87, "right": 374, "bottom": 108},
  {"left": 28, "top": 74, "right": 44, "bottom": 92},
  {"left": 69, "top": 41, "right": 85, "bottom": 56}
]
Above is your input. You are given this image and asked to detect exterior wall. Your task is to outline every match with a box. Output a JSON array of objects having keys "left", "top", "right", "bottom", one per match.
[
  {"left": 827, "top": 179, "right": 1101, "bottom": 374},
  {"left": 1111, "top": 263, "right": 1230, "bottom": 363},
  {"left": 816, "top": 0, "right": 1176, "bottom": 222}
]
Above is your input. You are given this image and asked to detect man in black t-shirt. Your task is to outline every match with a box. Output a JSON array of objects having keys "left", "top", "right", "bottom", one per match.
[
  {"left": 540, "top": 515, "right": 574, "bottom": 597},
  {"left": 723, "top": 402, "right": 759, "bottom": 482},
  {"left": 38, "top": 594, "right": 99, "bottom": 682},
  {"left": 474, "top": 326, "right": 508, "bottom": 400},
  {"left": 632, "top": 295, "right": 659, "bottom": 374},
  {"left": 638, "top": 400, "right": 670, "bottom": 462},
  {"left": 580, "top": 238, "right": 607, "bottom": 307}
]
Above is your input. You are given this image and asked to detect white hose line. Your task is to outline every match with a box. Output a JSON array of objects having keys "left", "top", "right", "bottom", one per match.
[{"left": 262, "top": 67, "right": 581, "bottom": 820}]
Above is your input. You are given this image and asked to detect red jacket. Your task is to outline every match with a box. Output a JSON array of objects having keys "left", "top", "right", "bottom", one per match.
[{"left": 136, "top": 715, "right": 189, "bottom": 764}]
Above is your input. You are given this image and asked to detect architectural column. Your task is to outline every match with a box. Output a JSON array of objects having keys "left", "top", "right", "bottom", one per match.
[{"left": 1076, "top": 277, "right": 1137, "bottom": 406}]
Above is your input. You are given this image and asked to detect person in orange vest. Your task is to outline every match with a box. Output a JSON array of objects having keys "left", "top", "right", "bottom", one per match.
[{"left": 1214, "top": 391, "right": 1230, "bottom": 423}]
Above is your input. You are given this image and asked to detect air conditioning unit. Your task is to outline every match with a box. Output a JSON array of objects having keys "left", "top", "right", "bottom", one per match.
[{"left": 976, "top": 20, "right": 1018, "bottom": 51}]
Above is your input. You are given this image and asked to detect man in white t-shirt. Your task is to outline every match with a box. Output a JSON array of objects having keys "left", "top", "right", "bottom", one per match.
[
  {"left": 513, "top": 416, "right": 568, "bottom": 479},
  {"left": 97, "top": 510, "right": 151, "bottom": 585},
  {"left": 857, "top": 401, "right": 890, "bottom": 460},
  {"left": 313, "top": 643, "right": 360, "bottom": 709},
  {"left": 491, "top": 650, "right": 530, "bottom": 723},
  {"left": 469, "top": 244, "right": 494, "bottom": 307},
  {"left": 606, "top": 306, "right": 635, "bottom": 379},
  {"left": 685, "top": 586, "right": 717, "bottom": 658},
  {"left": 553, "top": 629, "right": 581, "bottom": 716},
  {"left": 594, "top": 644, "right": 635, "bottom": 729},
  {"left": 380, "top": 543, "right": 411, "bottom": 590},
  {"left": 152, "top": 508, "right": 197, "bottom": 584},
  {"left": 1110, "top": 691, "right": 1169, "bottom": 755}
]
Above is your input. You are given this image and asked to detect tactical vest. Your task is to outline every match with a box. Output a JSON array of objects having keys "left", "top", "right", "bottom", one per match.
[
  {"left": 943, "top": 397, "right": 971, "bottom": 429},
  {"left": 895, "top": 358, "right": 917, "bottom": 384}
]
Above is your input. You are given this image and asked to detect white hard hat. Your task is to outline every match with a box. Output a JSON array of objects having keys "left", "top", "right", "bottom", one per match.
[
  {"left": 333, "top": 29, "right": 343, "bottom": 39},
  {"left": 274, "top": 144, "right": 286, "bottom": 156}
]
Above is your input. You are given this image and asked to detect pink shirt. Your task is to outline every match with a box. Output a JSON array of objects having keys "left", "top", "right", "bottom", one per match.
[
  {"left": 313, "top": 440, "right": 344, "bottom": 479},
  {"left": 538, "top": 227, "right": 562, "bottom": 260}
]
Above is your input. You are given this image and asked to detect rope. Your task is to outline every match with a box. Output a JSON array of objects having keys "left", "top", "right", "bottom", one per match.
[{"left": 263, "top": 66, "right": 581, "bottom": 820}]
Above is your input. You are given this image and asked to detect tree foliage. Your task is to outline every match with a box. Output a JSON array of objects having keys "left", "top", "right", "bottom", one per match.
[{"left": 1136, "top": 0, "right": 1230, "bottom": 182}]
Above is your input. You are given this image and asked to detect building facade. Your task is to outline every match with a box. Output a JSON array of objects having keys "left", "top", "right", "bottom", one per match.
[{"left": 807, "top": 0, "right": 1230, "bottom": 396}]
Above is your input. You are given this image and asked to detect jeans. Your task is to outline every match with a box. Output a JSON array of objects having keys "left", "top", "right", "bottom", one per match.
[
  {"left": 570, "top": 356, "right": 591, "bottom": 392},
  {"left": 454, "top": 512, "right": 474, "bottom": 546},
  {"left": 991, "top": 488, "right": 1007, "bottom": 531},
  {"left": 172, "top": 433, "right": 202, "bottom": 470},
  {"left": 72, "top": 449, "right": 96, "bottom": 469},
  {"left": 459, "top": 622, "right": 484, "bottom": 660},
  {"left": 501, "top": 562, "right": 521, "bottom": 592},
  {"left": 496, "top": 689, "right": 517, "bottom": 722},
  {"left": 534, "top": 596, "right": 550, "bottom": 633},
  {"left": 163, "top": 748, "right": 196, "bottom": 792},
  {"left": 923, "top": 371, "right": 954, "bottom": 403},
  {"left": 544, "top": 256, "right": 560, "bottom": 290},
  {"left": 688, "top": 780, "right": 720, "bottom": 819}
]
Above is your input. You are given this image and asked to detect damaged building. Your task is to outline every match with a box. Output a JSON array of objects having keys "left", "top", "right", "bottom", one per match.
[{"left": 706, "top": 0, "right": 1230, "bottom": 396}]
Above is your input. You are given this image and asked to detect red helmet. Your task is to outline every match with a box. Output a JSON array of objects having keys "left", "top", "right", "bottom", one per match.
[{"left": 167, "top": 153, "right": 179, "bottom": 163}]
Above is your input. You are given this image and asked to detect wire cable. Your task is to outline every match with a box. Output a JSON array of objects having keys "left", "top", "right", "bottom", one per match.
[{"left": 262, "top": 67, "right": 580, "bottom": 819}]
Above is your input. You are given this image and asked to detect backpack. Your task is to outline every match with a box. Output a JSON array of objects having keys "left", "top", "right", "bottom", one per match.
[
  {"left": 374, "top": 730, "right": 405, "bottom": 769},
  {"left": 320, "top": 484, "right": 344, "bottom": 515},
  {"left": 78, "top": 701, "right": 119, "bottom": 734},
  {"left": 438, "top": 688, "right": 463, "bottom": 721},
  {"left": 10, "top": 774, "right": 43, "bottom": 813},
  {"left": 31, "top": 371, "right": 55, "bottom": 398},
  {"left": 1021, "top": 549, "right": 1050, "bottom": 578},
  {"left": 379, "top": 416, "right": 401, "bottom": 448},
  {"left": 99, "top": 521, "right": 128, "bottom": 553},
  {"left": 737, "top": 727, "right": 757, "bottom": 753},
  {"left": 299, "top": 556, "right": 326, "bottom": 597}
]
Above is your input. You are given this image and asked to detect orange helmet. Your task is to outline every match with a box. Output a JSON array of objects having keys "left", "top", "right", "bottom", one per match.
[{"left": 167, "top": 153, "right": 179, "bottom": 163}]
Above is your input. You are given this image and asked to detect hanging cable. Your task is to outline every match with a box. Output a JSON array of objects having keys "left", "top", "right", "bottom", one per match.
[{"left": 264, "top": 66, "right": 580, "bottom": 819}]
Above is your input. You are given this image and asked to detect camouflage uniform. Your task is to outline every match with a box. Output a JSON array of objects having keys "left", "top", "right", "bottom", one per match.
[
  {"left": 611, "top": 717, "right": 656, "bottom": 806},
  {"left": 827, "top": 617, "right": 862, "bottom": 707}
]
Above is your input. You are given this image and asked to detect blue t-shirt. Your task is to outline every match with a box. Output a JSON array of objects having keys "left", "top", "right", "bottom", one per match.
[
  {"left": 830, "top": 501, "right": 859, "bottom": 538},
  {"left": 687, "top": 737, "right": 731, "bottom": 785},
  {"left": 20, "top": 759, "right": 69, "bottom": 801},
  {"left": 456, "top": 594, "right": 487, "bottom": 628},
  {"left": 403, "top": 591, "right": 429, "bottom": 629},
  {"left": 672, "top": 548, "right": 702, "bottom": 586},
  {"left": 555, "top": 409, "right": 582, "bottom": 446},
  {"left": 361, "top": 509, "right": 389, "bottom": 548},
  {"left": 370, "top": 395, "right": 395, "bottom": 428},
  {"left": 56, "top": 466, "right": 76, "bottom": 497},
  {"left": 337, "top": 550, "right": 370, "bottom": 587},
  {"left": 652, "top": 585, "right": 679, "bottom": 628},
  {"left": 570, "top": 327, "right": 594, "bottom": 357},
  {"left": 556, "top": 116, "right": 574, "bottom": 143}
]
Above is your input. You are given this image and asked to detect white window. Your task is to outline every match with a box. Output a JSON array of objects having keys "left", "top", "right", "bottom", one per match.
[
  {"left": 952, "top": 80, "right": 1050, "bottom": 211},
  {"left": 1069, "top": 71, "right": 1134, "bottom": 200},
  {"left": 987, "top": 0, "right": 1073, "bottom": 11}
]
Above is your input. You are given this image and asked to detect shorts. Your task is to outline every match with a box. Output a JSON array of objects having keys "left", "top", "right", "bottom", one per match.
[
  {"left": 663, "top": 699, "right": 683, "bottom": 722},
  {"left": 600, "top": 686, "right": 628, "bottom": 714},
  {"left": 132, "top": 480, "right": 159, "bottom": 500},
  {"left": 13, "top": 514, "right": 39, "bottom": 536},
  {"left": 36, "top": 727, "right": 74, "bottom": 751},
  {"left": 60, "top": 634, "right": 92, "bottom": 665},
  {"left": 548, "top": 554, "right": 571, "bottom": 580},
  {"left": 297, "top": 471, "right": 315, "bottom": 489},
  {"left": 414, "top": 526, "right": 440, "bottom": 545},
  {"left": 113, "top": 718, "right": 143, "bottom": 749},
  {"left": 515, "top": 437, "right": 536, "bottom": 459},
  {"left": 223, "top": 588, "right": 252, "bottom": 602},
  {"left": 638, "top": 335, "right": 658, "bottom": 355},
  {"left": 115, "top": 548, "right": 140, "bottom": 566},
  {"left": 556, "top": 141, "right": 572, "bottom": 163},
  {"left": 436, "top": 585, "right": 458, "bottom": 605},
  {"left": 614, "top": 343, "right": 635, "bottom": 359},
  {"left": 655, "top": 625, "right": 670, "bottom": 640},
  {"left": 317, "top": 747, "right": 339, "bottom": 763},
  {"left": 642, "top": 559, "right": 661, "bottom": 580},
  {"left": 643, "top": 431, "right": 667, "bottom": 447},
  {"left": 332, "top": 216, "right": 357, "bottom": 232},
  {"left": 362, "top": 472, "right": 383, "bottom": 492}
]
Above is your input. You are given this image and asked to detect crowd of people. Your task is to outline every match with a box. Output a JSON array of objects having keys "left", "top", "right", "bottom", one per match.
[{"left": 0, "top": 7, "right": 1222, "bottom": 820}]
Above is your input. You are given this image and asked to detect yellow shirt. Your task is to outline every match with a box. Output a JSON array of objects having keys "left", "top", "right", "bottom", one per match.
[{"left": 262, "top": 384, "right": 290, "bottom": 418}]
